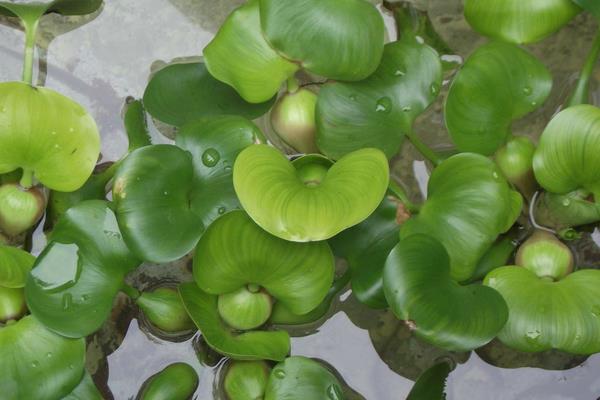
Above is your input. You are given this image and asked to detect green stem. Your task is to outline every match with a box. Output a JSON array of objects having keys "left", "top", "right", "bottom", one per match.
[
  {"left": 405, "top": 129, "right": 442, "bottom": 166},
  {"left": 287, "top": 76, "right": 300, "bottom": 94},
  {"left": 388, "top": 180, "right": 420, "bottom": 213},
  {"left": 19, "top": 169, "right": 33, "bottom": 189},
  {"left": 121, "top": 283, "right": 141, "bottom": 300},
  {"left": 567, "top": 28, "right": 600, "bottom": 107},
  {"left": 21, "top": 19, "right": 39, "bottom": 85}
]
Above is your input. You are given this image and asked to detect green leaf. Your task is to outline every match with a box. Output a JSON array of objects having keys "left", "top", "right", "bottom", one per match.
[
  {"left": 316, "top": 38, "right": 442, "bottom": 159},
  {"left": 234, "top": 145, "right": 389, "bottom": 241},
  {"left": 203, "top": 0, "right": 298, "bottom": 103},
  {"left": 179, "top": 282, "right": 290, "bottom": 361},
  {"left": 0, "top": 315, "right": 85, "bottom": 400},
  {"left": 401, "top": 153, "right": 522, "bottom": 281},
  {"left": 573, "top": 0, "right": 600, "bottom": 18},
  {"left": 259, "top": 0, "right": 384, "bottom": 81},
  {"left": 143, "top": 62, "right": 274, "bottom": 127},
  {"left": 138, "top": 363, "right": 199, "bottom": 400},
  {"left": 194, "top": 210, "right": 334, "bottom": 315},
  {"left": 485, "top": 266, "right": 600, "bottom": 354},
  {"left": 264, "top": 356, "right": 345, "bottom": 400},
  {"left": 62, "top": 372, "right": 103, "bottom": 400},
  {"left": 113, "top": 116, "right": 259, "bottom": 262},
  {"left": 0, "top": 82, "right": 100, "bottom": 192},
  {"left": 0, "top": 244, "right": 35, "bottom": 288},
  {"left": 123, "top": 99, "right": 151, "bottom": 152},
  {"left": 136, "top": 288, "right": 195, "bottom": 333},
  {"left": 533, "top": 105, "right": 600, "bottom": 200},
  {"left": 445, "top": 42, "right": 552, "bottom": 155},
  {"left": 406, "top": 361, "right": 452, "bottom": 400},
  {"left": 533, "top": 190, "right": 600, "bottom": 229},
  {"left": 0, "top": 0, "right": 102, "bottom": 18},
  {"left": 329, "top": 197, "right": 400, "bottom": 309},
  {"left": 464, "top": 0, "right": 580, "bottom": 44},
  {"left": 25, "top": 200, "right": 141, "bottom": 338},
  {"left": 384, "top": 234, "right": 509, "bottom": 351}
]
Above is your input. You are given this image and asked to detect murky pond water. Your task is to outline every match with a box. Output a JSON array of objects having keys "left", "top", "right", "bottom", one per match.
[{"left": 2, "top": 1, "right": 600, "bottom": 399}]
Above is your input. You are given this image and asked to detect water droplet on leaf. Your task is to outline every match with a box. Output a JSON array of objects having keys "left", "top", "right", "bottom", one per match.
[
  {"left": 394, "top": 69, "right": 405, "bottom": 77},
  {"left": 562, "top": 198, "right": 571, "bottom": 207},
  {"left": 202, "top": 148, "right": 220, "bottom": 167},
  {"left": 375, "top": 97, "right": 392, "bottom": 114},
  {"left": 274, "top": 369, "right": 286, "bottom": 379},
  {"left": 31, "top": 361, "right": 39, "bottom": 368},
  {"left": 349, "top": 94, "right": 357, "bottom": 101},
  {"left": 46, "top": 352, "right": 53, "bottom": 358},
  {"left": 402, "top": 106, "right": 412, "bottom": 113},
  {"left": 62, "top": 293, "right": 73, "bottom": 311},
  {"left": 218, "top": 207, "right": 226, "bottom": 215},
  {"left": 523, "top": 86, "right": 532, "bottom": 96},
  {"left": 431, "top": 83, "right": 440, "bottom": 95}
]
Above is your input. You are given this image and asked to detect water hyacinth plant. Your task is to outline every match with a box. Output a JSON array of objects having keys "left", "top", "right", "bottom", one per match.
[{"left": 1, "top": 0, "right": 600, "bottom": 398}]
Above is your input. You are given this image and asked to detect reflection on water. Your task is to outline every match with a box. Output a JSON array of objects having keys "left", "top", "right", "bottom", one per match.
[{"left": 1, "top": 0, "right": 600, "bottom": 399}]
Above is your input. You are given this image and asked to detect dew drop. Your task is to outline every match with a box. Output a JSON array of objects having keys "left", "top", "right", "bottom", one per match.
[
  {"left": 522, "top": 86, "right": 532, "bottom": 96},
  {"left": 218, "top": 207, "right": 226, "bottom": 215},
  {"left": 394, "top": 69, "right": 405, "bottom": 77},
  {"left": 69, "top": 364, "right": 75, "bottom": 370},
  {"left": 327, "top": 384, "right": 343, "bottom": 400},
  {"left": 46, "top": 352, "right": 53, "bottom": 358},
  {"left": 31, "top": 361, "right": 39, "bottom": 368},
  {"left": 531, "top": 101, "right": 538, "bottom": 107},
  {"left": 562, "top": 198, "right": 571, "bottom": 207},
  {"left": 69, "top": 127, "right": 75, "bottom": 133},
  {"left": 62, "top": 293, "right": 73, "bottom": 311},
  {"left": 163, "top": 191, "right": 169, "bottom": 196},
  {"left": 274, "top": 369, "right": 286, "bottom": 379},
  {"left": 402, "top": 106, "right": 412, "bottom": 113},
  {"left": 492, "top": 171, "right": 499, "bottom": 180},
  {"left": 81, "top": 294, "right": 90, "bottom": 302},
  {"left": 224, "top": 166, "right": 232, "bottom": 173},
  {"left": 525, "top": 330, "right": 541, "bottom": 343},
  {"left": 54, "top": 144, "right": 61, "bottom": 149},
  {"left": 592, "top": 305, "right": 600, "bottom": 318},
  {"left": 349, "top": 94, "right": 357, "bottom": 101},
  {"left": 431, "top": 83, "right": 440, "bottom": 95},
  {"left": 50, "top": 131, "right": 57, "bottom": 136},
  {"left": 202, "top": 148, "right": 220, "bottom": 167},
  {"left": 375, "top": 97, "right": 392, "bottom": 114}
]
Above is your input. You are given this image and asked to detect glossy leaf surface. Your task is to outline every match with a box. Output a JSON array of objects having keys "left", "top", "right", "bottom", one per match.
[
  {"left": 400, "top": 153, "right": 522, "bottom": 281},
  {"left": 136, "top": 288, "right": 195, "bottom": 333},
  {"left": 194, "top": 211, "right": 334, "bottom": 315},
  {"left": 143, "top": 62, "right": 274, "bottom": 127},
  {"left": 259, "top": 0, "right": 384, "bottom": 81},
  {"left": 316, "top": 38, "right": 442, "bottom": 159},
  {"left": 534, "top": 190, "right": 600, "bottom": 229},
  {"left": 203, "top": 0, "right": 298, "bottom": 103},
  {"left": 0, "top": 316, "right": 85, "bottom": 400},
  {"left": 330, "top": 197, "right": 400, "bottom": 309},
  {"left": 533, "top": 105, "right": 600, "bottom": 200},
  {"left": 224, "top": 360, "right": 271, "bottom": 400},
  {"left": 445, "top": 42, "right": 552, "bottom": 155},
  {"left": 138, "top": 363, "right": 198, "bottom": 400},
  {"left": 63, "top": 373, "right": 103, "bottom": 400},
  {"left": 26, "top": 201, "right": 141, "bottom": 338},
  {"left": 264, "top": 356, "right": 345, "bottom": 400},
  {"left": 0, "top": 244, "right": 35, "bottom": 288},
  {"left": 179, "top": 282, "right": 290, "bottom": 361},
  {"left": 485, "top": 267, "right": 600, "bottom": 354},
  {"left": 464, "top": 0, "right": 580, "bottom": 44},
  {"left": 0, "top": 82, "right": 100, "bottom": 191},
  {"left": 406, "top": 361, "right": 452, "bottom": 400},
  {"left": 113, "top": 116, "right": 258, "bottom": 262},
  {"left": 384, "top": 234, "right": 509, "bottom": 351},
  {"left": 234, "top": 145, "right": 389, "bottom": 241}
]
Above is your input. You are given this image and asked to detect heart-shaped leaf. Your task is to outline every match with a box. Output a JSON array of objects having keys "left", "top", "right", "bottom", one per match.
[
  {"left": 0, "top": 245, "right": 35, "bottom": 288},
  {"left": 137, "top": 363, "right": 199, "bottom": 400},
  {"left": 329, "top": 196, "right": 400, "bottom": 309},
  {"left": 234, "top": 145, "right": 389, "bottom": 241},
  {"left": 401, "top": 153, "right": 522, "bottom": 281},
  {"left": 316, "top": 38, "right": 442, "bottom": 159},
  {"left": 194, "top": 210, "right": 334, "bottom": 315},
  {"left": 259, "top": 0, "right": 384, "bottom": 81},
  {"left": 25, "top": 200, "right": 141, "bottom": 338},
  {"left": 445, "top": 42, "right": 552, "bottom": 155},
  {"left": 485, "top": 267, "right": 600, "bottom": 354},
  {"left": 203, "top": 0, "right": 298, "bottom": 103},
  {"left": 179, "top": 282, "right": 290, "bottom": 361},
  {"left": 264, "top": 356, "right": 345, "bottom": 400},
  {"left": 384, "top": 234, "right": 509, "bottom": 351},
  {"left": 113, "top": 116, "right": 260, "bottom": 262},
  {"left": 0, "top": 315, "right": 85, "bottom": 400},
  {"left": 143, "top": 62, "right": 275, "bottom": 127},
  {"left": 0, "top": 82, "right": 100, "bottom": 191},
  {"left": 464, "top": 0, "right": 580, "bottom": 44},
  {"left": 533, "top": 105, "right": 600, "bottom": 200}
]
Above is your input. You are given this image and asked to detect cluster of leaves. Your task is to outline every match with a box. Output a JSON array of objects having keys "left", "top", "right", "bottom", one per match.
[{"left": 2, "top": 0, "right": 600, "bottom": 399}]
